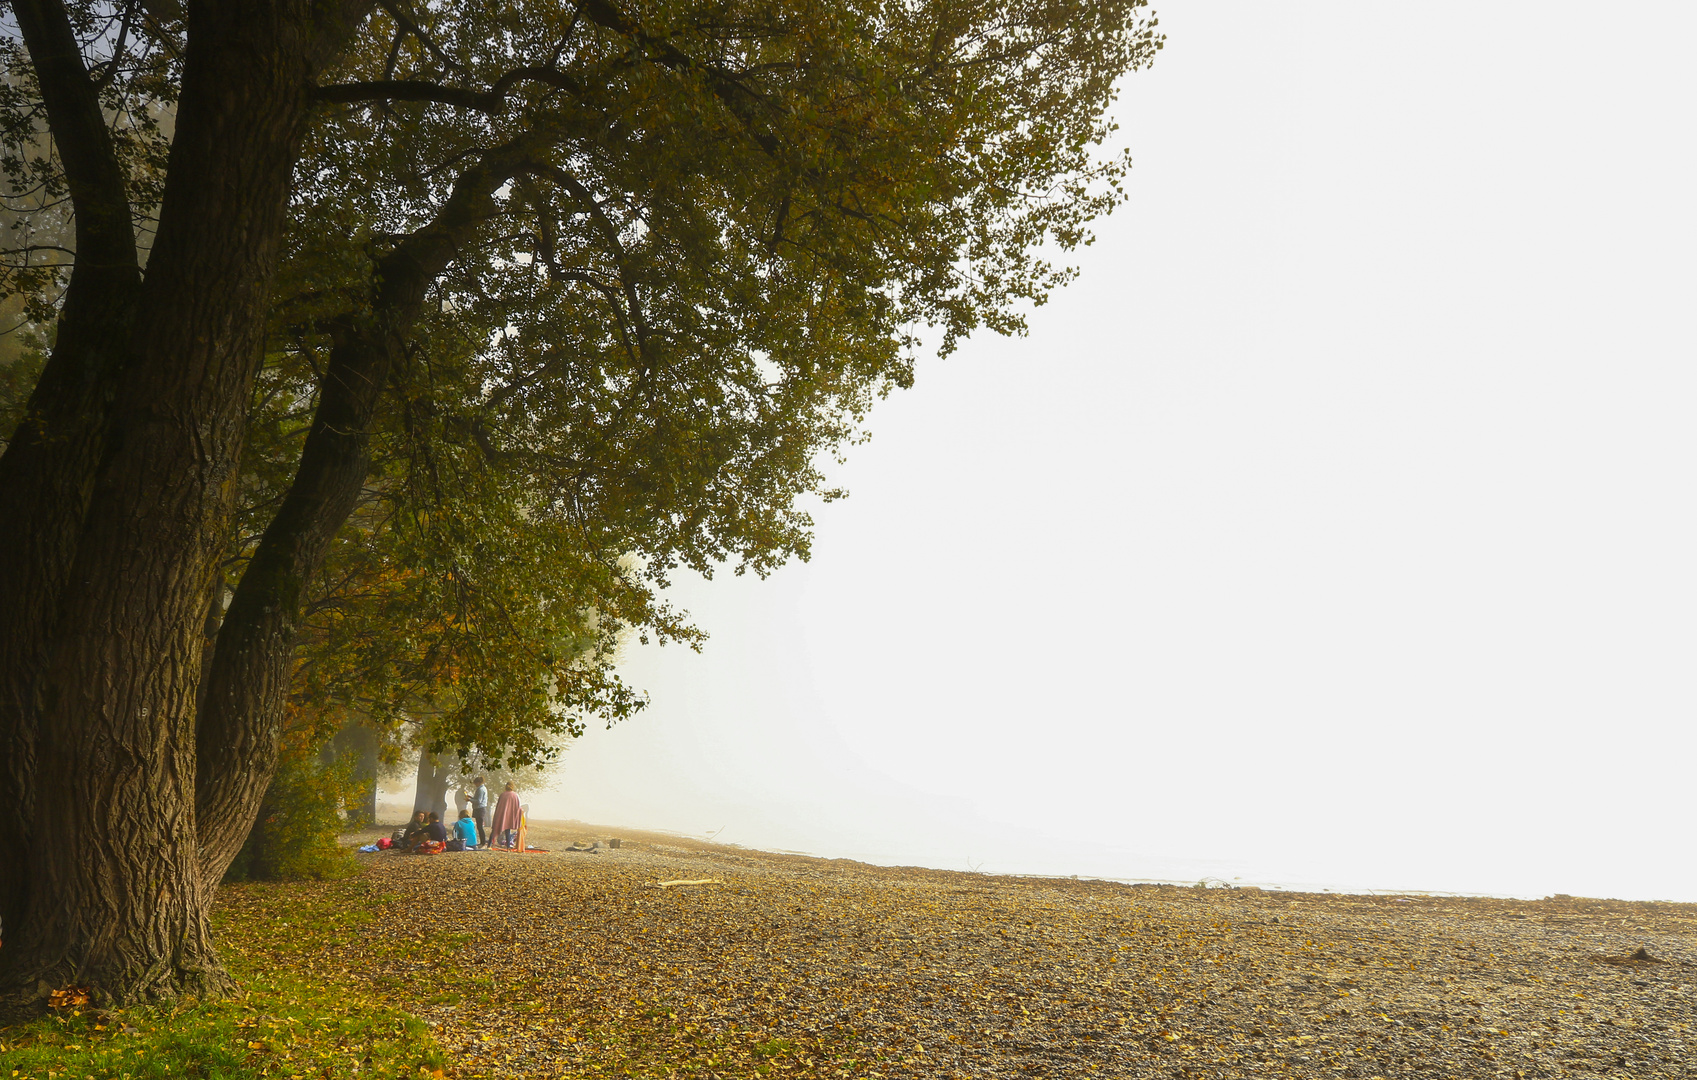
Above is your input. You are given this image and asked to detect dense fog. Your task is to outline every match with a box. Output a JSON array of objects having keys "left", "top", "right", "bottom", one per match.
[{"left": 394, "top": 0, "right": 1697, "bottom": 902}]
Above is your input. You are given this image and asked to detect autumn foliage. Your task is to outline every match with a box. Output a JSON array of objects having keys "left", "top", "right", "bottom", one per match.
[{"left": 0, "top": 0, "right": 1161, "bottom": 1007}]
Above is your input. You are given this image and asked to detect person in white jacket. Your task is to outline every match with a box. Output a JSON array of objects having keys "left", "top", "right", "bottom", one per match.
[{"left": 473, "top": 776, "right": 490, "bottom": 847}]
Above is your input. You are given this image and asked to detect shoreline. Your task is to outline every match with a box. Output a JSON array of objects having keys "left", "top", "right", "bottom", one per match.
[
  {"left": 335, "top": 816, "right": 1697, "bottom": 1078},
  {"left": 363, "top": 815, "right": 1668, "bottom": 907}
]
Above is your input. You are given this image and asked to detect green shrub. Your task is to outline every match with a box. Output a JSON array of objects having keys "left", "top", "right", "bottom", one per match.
[{"left": 224, "top": 756, "right": 361, "bottom": 882}]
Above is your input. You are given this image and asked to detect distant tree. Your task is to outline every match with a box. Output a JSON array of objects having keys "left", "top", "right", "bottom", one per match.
[{"left": 0, "top": 0, "right": 1161, "bottom": 1010}]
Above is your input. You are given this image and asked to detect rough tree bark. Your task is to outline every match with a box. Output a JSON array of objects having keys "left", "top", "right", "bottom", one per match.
[
  {"left": 0, "top": 0, "right": 370, "bottom": 1012},
  {"left": 0, "top": 0, "right": 143, "bottom": 946},
  {"left": 411, "top": 752, "right": 450, "bottom": 821},
  {"left": 193, "top": 141, "right": 527, "bottom": 884},
  {"left": 0, "top": 0, "right": 629, "bottom": 1012}
]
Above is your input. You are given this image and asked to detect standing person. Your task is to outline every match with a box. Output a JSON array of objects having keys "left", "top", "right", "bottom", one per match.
[
  {"left": 491, "top": 782, "right": 523, "bottom": 850},
  {"left": 473, "top": 776, "right": 490, "bottom": 847}
]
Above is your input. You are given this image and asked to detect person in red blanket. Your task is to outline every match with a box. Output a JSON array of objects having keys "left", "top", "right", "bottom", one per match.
[{"left": 491, "top": 783, "right": 523, "bottom": 849}]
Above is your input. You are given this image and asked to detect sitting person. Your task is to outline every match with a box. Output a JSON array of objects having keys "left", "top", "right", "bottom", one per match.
[
  {"left": 420, "top": 811, "right": 448, "bottom": 850},
  {"left": 453, "top": 809, "right": 479, "bottom": 850},
  {"left": 403, "top": 811, "right": 446, "bottom": 854},
  {"left": 396, "top": 810, "right": 428, "bottom": 849}
]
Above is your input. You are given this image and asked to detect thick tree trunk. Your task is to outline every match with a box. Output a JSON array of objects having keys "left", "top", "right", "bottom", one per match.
[
  {"left": 360, "top": 753, "right": 380, "bottom": 826},
  {"left": 194, "top": 141, "right": 533, "bottom": 883},
  {"left": 193, "top": 316, "right": 400, "bottom": 881},
  {"left": 353, "top": 729, "right": 379, "bottom": 827},
  {"left": 0, "top": 0, "right": 142, "bottom": 953},
  {"left": 412, "top": 750, "right": 448, "bottom": 820},
  {"left": 0, "top": 0, "right": 369, "bottom": 1012},
  {"left": 2, "top": 0, "right": 500, "bottom": 1013}
]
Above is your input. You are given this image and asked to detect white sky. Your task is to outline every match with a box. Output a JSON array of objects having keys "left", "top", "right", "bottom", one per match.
[{"left": 498, "top": 1, "right": 1697, "bottom": 901}]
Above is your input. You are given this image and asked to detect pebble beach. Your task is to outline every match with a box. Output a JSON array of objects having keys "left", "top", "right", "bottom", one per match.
[{"left": 314, "top": 821, "right": 1697, "bottom": 1079}]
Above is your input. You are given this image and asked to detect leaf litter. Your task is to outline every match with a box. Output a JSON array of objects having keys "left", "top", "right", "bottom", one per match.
[{"left": 248, "top": 822, "right": 1696, "bottom": 1078}]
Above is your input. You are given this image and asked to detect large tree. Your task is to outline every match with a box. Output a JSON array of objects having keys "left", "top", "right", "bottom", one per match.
[{"left": 0, "top": 0, "right": 1160, "bottom": 1009}]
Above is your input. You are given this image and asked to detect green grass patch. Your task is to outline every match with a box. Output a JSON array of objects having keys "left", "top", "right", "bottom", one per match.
[
  {"left": 0, "top": 879, "right": 446, "bottom": 1080},
  {"left": 752, "top": 1037, "right": 797, "bottom": 1058}
]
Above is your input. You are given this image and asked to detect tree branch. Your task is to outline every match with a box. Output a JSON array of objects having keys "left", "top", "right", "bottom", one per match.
[
  {"left": 376, "top": 0, "right": 464, "bottom": 76},
  {"left": 314, "top": 78, "right": 504, "bottom": 112},
  {"left": 527, "top": 163, "right": 652, "bottom": 361},
  {"left": 11, "top": 0, "right": 139, "bottom": 281},
  {"left": 0, "top": 0, "right": 144, "bottom": 950},
  {"left": 195, "top": 134, "right": 543, "bottom": 880},
  {"left": 90, "top": 0, "right": 138, "bottom": 92},
  {"left": 578, "top": 0, "right": 782, "bottom": 158},
  {"left": 313, "top": 66, "right": 582, "bottom": 114}
]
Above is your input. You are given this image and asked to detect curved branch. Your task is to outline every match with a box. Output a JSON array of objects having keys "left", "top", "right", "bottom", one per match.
[
  {"left": 556, "top": 269, "right": 640, "bottom": 366},
  {"left": 195, "top": 134, "right": 544, "bottom": 880},
  {"left": 526, "top": 163, "right": 652, "bottom": 359},
  {"left": 90, "top": 0, "right": 138, "bottom": 91},
  {"left": 579, "top": 0, "right": 782, "bottom": 158},
  {"left": 11, "top": 0, "right": 139, "bottom": 281},
  {"left": 0, "top": 244, "right": 79, "bottom": 261},
  {"left": 315, "top": 78, "right": 503, "bottom": 112},
  {"left": 377, "top": 0, "right": 464, "bottom": 76}
]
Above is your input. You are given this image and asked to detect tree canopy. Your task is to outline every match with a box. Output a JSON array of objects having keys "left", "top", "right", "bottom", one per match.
[
  {"left": 258, "top": 0, "right": 1160, "bottom": 763},
  {"left": 0, "top": 0, "right": 1160, "bottom": 1009}
]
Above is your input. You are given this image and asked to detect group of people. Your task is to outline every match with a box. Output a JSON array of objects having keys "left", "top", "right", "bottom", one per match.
[{"left": 387, "top": 777, "right": 526, "bottom": 854}]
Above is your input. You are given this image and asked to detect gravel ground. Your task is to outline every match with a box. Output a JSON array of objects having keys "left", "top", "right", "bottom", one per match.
[{"left": 331, "top": 821, "right": 1697, "bottom": 1079}]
